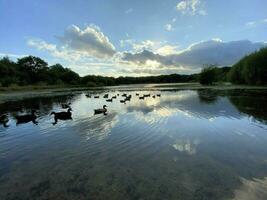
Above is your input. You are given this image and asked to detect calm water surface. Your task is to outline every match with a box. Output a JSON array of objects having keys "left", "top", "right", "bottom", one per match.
[{"left": 0, "top": 87, "right": 267, "bottom": 200}]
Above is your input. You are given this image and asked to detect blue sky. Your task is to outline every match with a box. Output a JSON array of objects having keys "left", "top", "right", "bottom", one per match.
[{"left": 0, "top": 0, "right": 267, "bottom": 76}]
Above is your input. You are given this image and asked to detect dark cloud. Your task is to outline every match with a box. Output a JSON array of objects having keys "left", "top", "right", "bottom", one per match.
[{"left": 122, "top": 40, "right": 266, "bottom": 70}]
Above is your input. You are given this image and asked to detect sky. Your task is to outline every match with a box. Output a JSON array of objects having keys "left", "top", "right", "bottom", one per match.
[{"left": 0, "top": 0, "right": 267, "bottom": 76}]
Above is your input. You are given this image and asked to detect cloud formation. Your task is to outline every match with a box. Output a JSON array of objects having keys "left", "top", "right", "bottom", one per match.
[
  {"left": 246, "top": 18, "right": 267, "bottom": 28},
  {"left": 122, "top": 40, "right": 266, "bottom": 72},
  {"left": 27, "top": 23, "right": 266, "bottom": 76},
  {"left": 165, "top": 24, "right": 173, "bottom": 31},
  {"left": 58, "top": 24, "right": 116, "bottom": 59},
  {"left": 176, "top": 0, "right": 207, "bottom": 16}
]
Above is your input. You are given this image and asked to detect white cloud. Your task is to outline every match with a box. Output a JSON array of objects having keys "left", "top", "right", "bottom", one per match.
[
  {"left": 165, "top": 24, "right": 173, "bottom": 31},
  {"left": 0, "top": 52, "right": 28, "bottom": 58},
  {"left": 246, "top": 21, "right": 256, "bottom": 27},
  {"left": 156, "top": 45, "right": 178, "bottom": 56},
  {"left": 27, "top": 39, "right": 83, "bottom": 61},
  {"left": 121, "top": 40, "right": 266, "bottom": 73},
  {"left": 27, "top": 23, "right": 267, "bottom": 77},
  {"left": 125, "top": 8, "right": 133, "bottom": 14},
  {"left": 176, "top": 1, "right": 187, "bottom": 11},
  {"left": 246, "top": 18, "right": 267, "bottom": 27},
  {"left": 176, "top": 0, "right": 207, "bottom": 16},
  {"left": 57, "top": 24, "right": 116, "bottom": 59}
]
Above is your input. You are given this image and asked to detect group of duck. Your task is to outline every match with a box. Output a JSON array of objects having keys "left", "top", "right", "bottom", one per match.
[
  {"left": 0, "top": 92, "right": 161, "bottom": 127},
  {"left": 85, "top": 92, "right": 161, "bottom": 103},
  {"left": 0, "top": 104, "right": 73, "bottom": 127}
]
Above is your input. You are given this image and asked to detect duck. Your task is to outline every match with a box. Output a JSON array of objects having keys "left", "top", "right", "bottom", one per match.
[
  {"left": 125, "top": 95, "right": 132, "bottom": 101},
  {"left": 152, "top": 95, "right": 156, "bottom": 98},
  {"left": 94, "top": 96, "right": 100, "bottom": 98},
  {"left": 139, "top": 96, "right": 145, "bottom": 100},
  {"left": 117, "top": 94, "right": 120, "bottom": 96},
  {"left": 144, "top": 94, "right": 150, "bottom": 97},
  {"left": 106, "top": 98, "right": 113, "bottom": 102},
  {"left": 120, "top": 100, "right": 126, "bottom": 103},
  {"left": 0, "top": 114, "right": 9, "bottom": 127},
  {"left": 157, "top": 94, "right": 161, "bottom": 97},
  {"left": 136, "top": 93, "right": 139, "bottom": 96},
  {"left": 61, "top": 102, "right": 71, "bottom": 109},
  {"left": 85, "top": 94, "right": 91, "bottom": 98},
  {"left": 51, "top": 108, "right": 72, "bottom": 123},
  {"left": 103, "top": 94, "right": 109, "bottom": 98},
  {"left": 94, "top": 105, "right": 107, "bottom": 115},
  {"left": 112, "top": 96, "right": 117, "bottom": 99},
  {"left": 16, "top": 110, "right": 37, "bottom": 125},
  {"left": 122, "top": 93, "right": 127, "bottom": 97}
]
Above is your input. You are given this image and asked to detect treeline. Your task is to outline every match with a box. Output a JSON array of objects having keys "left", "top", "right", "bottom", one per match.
[
  {"left": 199, "top": 48, "right": 267, "bottom": 85},
  {"left": 0, "top": 55, "right": 200, "bottom": 87},
  {"left": 0, "top": 56, "right": 79, "bottom": 86},
  {"left": 227, "top": 47, "right": 267, "bottom": 85},
  {"left": 1, "top": 48, "right": 266, "bottom": 87},
  {"left": 80, "top": 74, "right": 199, "bottom": 87}
]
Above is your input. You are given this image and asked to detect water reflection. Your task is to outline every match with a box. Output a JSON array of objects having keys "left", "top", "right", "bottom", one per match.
[{"left": 0, "top": 89, "right": 267, "bottom": 200}]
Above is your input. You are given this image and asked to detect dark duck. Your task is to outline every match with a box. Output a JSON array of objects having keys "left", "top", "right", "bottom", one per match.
[
  {"left": 0, "top": 114, "right": 9, "bottom": 127},
  {"left": 94, "top": 105, "right": 107, "bottom": 115},
  {"left": 51, "top": 108, "right": 72, "bottom": 124},
  {"left": 15, "top": 110, "right": 37, "bottom": 125}
]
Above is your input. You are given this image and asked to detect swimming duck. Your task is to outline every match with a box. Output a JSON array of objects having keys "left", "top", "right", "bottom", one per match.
[
  {"left": 157, "top": 94, "right": 161, "bottom": 97},
  {"left": 94, "top": 96, "right": 100, "bottom": 98},
  {"left": 152, "top": 95, "right": 156, "bottom": 98},
  {"left": 144, "top": 94, "right": 150, "bottom": 97},
  {"left": 125, "top": 95, "right": 132, "bottom": 101},
  {"left": 106, "top": 98, "right": 113, "bottom": 102},
  {"left": 103, "top": 94, "right": 109, "bottom": 98},
  {"left": 0, "top": 114, "right": 9, "bottom": 127},
  {"left": 51, "top": 108, "right": 72, "bottom": 123},
  {"left": 112, "top": 96, "right": 117, "bottom": 99},
  {"left": 61, "top": 103, "right": 71, "bottom": 109},
  {"left": 85, "top": 94, "right": 91, "bottom": 98},
  {"left": 16, "top": 110, "right": 37, "bottom": 125},
  {"left": 94, "top": 105, "right": 107, "bottom": 115},
  {"left": 139, "top": 96, "right": 145, "bottom": 100},
  {"left": 122, "top": 93, "right": 127, "bottom": 97},
  {"left": 120, "top": 100, "right": 126, "bottom": 103}
]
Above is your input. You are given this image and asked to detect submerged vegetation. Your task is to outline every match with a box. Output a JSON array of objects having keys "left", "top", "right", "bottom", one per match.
[{"left": 0, "top": 48, "right": 266, "bottom": 88}]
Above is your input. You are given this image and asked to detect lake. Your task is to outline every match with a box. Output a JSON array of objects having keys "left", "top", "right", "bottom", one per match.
[{"left": 1, "top": 86, "right": 267, "bottom": 200}]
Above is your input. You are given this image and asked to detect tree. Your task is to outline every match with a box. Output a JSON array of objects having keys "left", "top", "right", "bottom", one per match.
[
  {"left": 0, "top": 57, "right": 20, "bottom": 86},
  {"left": 199, "top": 65, "right": 217, "bottom": 85},
  {"left": 228, "top": 48, "right": 267, "bottom": 85},
  {"left": 17, "top": 56, "right": 49, "bottom": 84}
]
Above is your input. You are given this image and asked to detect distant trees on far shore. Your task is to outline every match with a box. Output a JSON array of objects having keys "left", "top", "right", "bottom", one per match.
[
  {"left": 0, "top": 56, "right": 79, "bottom": 87},
  {"left": 0, "top": 48, "right": 266, "bottom": 87}
]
